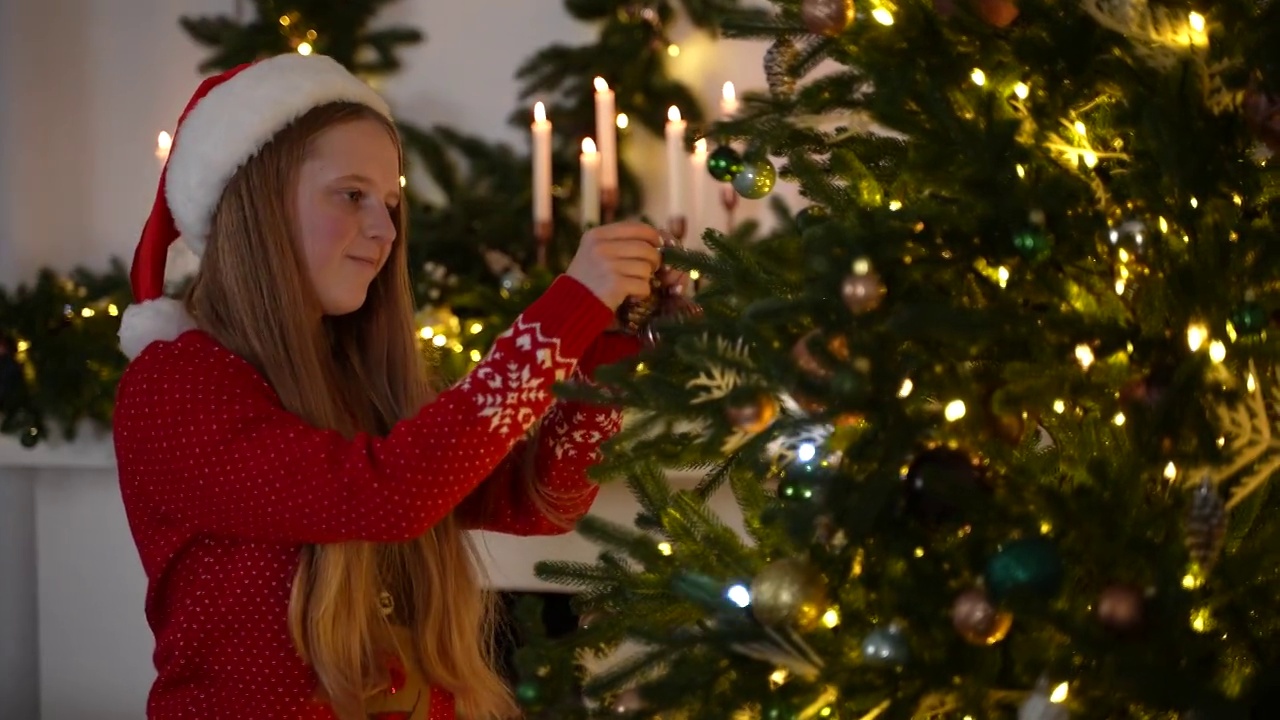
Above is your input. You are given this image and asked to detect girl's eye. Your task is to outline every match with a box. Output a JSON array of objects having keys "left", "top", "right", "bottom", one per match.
[{"left": 344, "top": 189, "right": 364, "bottom": 203}]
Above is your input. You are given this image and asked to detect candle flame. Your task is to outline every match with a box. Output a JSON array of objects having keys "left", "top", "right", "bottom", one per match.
[
  {"left": 694, "top": 138, "right": 707, "bottom": 154},
  {"left": 582, "top": 137, "right": 597, "bottom": 154},
  {"left": 594, "top": 77, "right": 609, "bottom": 93},
  {"left": 668, "top": 106, "right": 682, "bottom": 122},
  {"left": 157, "top": 131, "right": 173, "bottom": 152},
  {"left": 722, "top": 81, "right": 736, "bottom": 102},
  {"left": 533, "top": 102, "right": 547, "bottom": 123}
]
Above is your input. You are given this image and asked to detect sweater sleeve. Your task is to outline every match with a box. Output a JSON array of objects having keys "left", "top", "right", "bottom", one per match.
[
  {"left": 457, "top": 332, "right": 639, "bottom": 535},
  {"left": 112, "top": 275, "right": 613, "bottom": 545}
]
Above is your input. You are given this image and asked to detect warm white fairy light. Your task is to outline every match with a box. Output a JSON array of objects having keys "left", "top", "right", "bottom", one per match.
[
  {"left": 944, "top": 400, "right": 966, "bottom": 421},
  {"left": 1188, "top": 11, "right": 1206, "bottom": 32},
  {"left": 1050, "top": 683, "right": 1069, "bottom": 703},
  {"left": 899, "top": 379, "right": 914, "bottom": 397},
  {"left": 971, "top": 69, "right": 986, "bottom": 86},
  {"left": 297, "top": 41, "right": 313, "bottom": 56},
  {"left": 1075, "top": 344, "right": 1095, "bottom": 369},
  {"left": 872, "top": 7, "right": 894, "bottom": 25},
  {"left": 1187, "top": 323, "right": 1208, "bottom": 351},
  {"left": 1209, "top": 340, "right": 1227, "bottom": 363}
]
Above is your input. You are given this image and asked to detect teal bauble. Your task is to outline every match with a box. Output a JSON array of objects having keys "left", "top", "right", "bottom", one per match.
[
  {"left": 1231, "top": 301, "right": 1267, "bottom": 336},
  {"left": 986, "top": 536, "right": 1064, "bottom": 599},
  {"left": 707, "top": 146, "right": 744, "bottom": 182},
  {"left": 1013, "top": 228, "right": 1052, "bottom": 263},
  {"left": 515, "top": 680, "right": 541, "bottom": 705},
  {"left": 733, "top": 157, "right": 777, "bottom": 199}
]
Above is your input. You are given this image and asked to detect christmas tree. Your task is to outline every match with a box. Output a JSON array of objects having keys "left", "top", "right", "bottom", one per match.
[{"left": 524, "top": 0, "right": 1280, "bottom": 717}]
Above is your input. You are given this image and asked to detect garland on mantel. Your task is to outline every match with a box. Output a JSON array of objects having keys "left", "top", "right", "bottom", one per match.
[{"left": 0, "top": 0, "right": 739, "bottom": 447}]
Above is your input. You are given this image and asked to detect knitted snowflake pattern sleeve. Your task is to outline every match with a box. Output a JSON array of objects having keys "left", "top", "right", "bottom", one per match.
[
  {"left": 458, "top": 332, "right": 640, "bottom": 535},
  {"left": 113, "top": 275, "right": 613, "bottom": 546}
]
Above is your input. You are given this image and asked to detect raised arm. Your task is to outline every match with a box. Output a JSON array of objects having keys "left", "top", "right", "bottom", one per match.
[
  {"left": 113, "top": 276, "right": 611, "bottom": 545},
  {"left": 457, "top": 332, "right": 639, "bottom": 535}
]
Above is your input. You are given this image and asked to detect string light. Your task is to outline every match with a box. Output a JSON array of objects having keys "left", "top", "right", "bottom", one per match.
[
  {"left": 1050, "top": 683, "right": 1069, "bottom": 704},
  {"left": 872, "top": 7, "right": 894, "bottom": 25},
  {"left": 1188, "top": 11, "right": 1206, "bottom": 33},
  {"left": 1013, "top": 82, "right": 1030, "bottom": 99},
  {"left": 1187, "top": 322, "right": 1208, "bottom": 351},
  {"left": 657, "top": 542, "right": 673, "bottom": 556},
  {"left": 944, "top": 400, "right": 966, "bottom": 421},
  {"left": 1164, "top": 462, "right": 1178, "bottom": 481},
  {"left": 970, "top": 69, "right": 986, "bottom": 86},
  {"left": 297, "top": 41, "right": 313, "bottom": 56},
  {"left": 616, "top": 113, "right": 629, "bottom": 129},
  {"left": 1075, "top": 344, "right": 1095, "bottom": 369},
  {"left": 1209, "top": 340, "right": 1226, "bottom": 363},
  {"left": 667, "top": 44, "right": 680, "bottom": 57},
  {"left": 1053, "top": 399, "right": 1066, "bottom": 414},
  {"left": 898, "top": 379, "right": 914, "bottom": 397}
]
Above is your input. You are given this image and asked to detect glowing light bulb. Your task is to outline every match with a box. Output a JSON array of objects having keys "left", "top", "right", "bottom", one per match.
[
  {"left": 1014, "top": 82, "right": 1030, "bottom": 99},
  {"left": 616, "top": 113, "right": 629, "bottom": 129},
  {"left": 1053, "top": 400, "right": 1066, "bottom": 414},
  {"left": 944, "top": 400, "right": 966, "bottom": 421},
  {"left": 297, "top": 41, "right": 313, "bottom": 56},
  {"left": 1209, "top": 340, "right": 1226, "bottom": 363},
  {"left": 657, "top": 542, "right": 673, "bottom": 556},
  {"left": 667, "top": 44, "right": 680, "bottom": 57},
  {"left": 970, "top": 69, "right": 986, "bottom": 86},
  {"left": 1075, "top": 344, "right": 1095, "bottom": 369},
  {"left": 1187, "top": 323, "right": 1208, "bottom": 351},
  {"left": 1188, "top": 11, "right": 1205, "bottom": 32},
  {"left": 898, "top": 379, "right": 914, "bottom": 398},
  {"left": 1050, "top": 683, "right": 1069, "bottom": 704},
  {"left": 872, "top": 7, "right": 894, "bottom": 25}
]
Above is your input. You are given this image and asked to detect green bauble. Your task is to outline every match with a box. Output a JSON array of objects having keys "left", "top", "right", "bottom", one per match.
[
  {"left": 707, "top": 146, "right": 744, "bottom": 182},
  {"left": 1013, "top": 228, "right": 1052, "bottom": 262},
  {"left": 733, "top": 157, "right": 777, "bottom": 199},
  {"left": 19, "top": 428, "right": 40, "bottom": 448},
  {"left": 515, "top": 680, "right": 541, "bottom": 705},
  {"left": 1231, "top": 302, "right": 1267, "bottom": 336},
  {"left": 985, "top": 536, "right": 1064, "bottom": 599},
  {"left": 763, "top": 700, "right": 801, "bottom": 720}
]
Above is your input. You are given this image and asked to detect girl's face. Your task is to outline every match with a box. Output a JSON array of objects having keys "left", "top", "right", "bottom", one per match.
[{"left": 293, "top": 118, "right": 401, "bottom": 316}]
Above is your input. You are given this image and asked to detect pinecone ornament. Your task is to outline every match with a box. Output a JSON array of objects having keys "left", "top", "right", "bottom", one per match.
[{"left": 1185, "top": 476, "right": 1227, "bottom": 573}]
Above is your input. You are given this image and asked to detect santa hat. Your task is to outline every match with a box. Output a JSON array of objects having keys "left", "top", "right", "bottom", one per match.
[{"left": 118, "top": 53, "right": 393, "bottom": 360}]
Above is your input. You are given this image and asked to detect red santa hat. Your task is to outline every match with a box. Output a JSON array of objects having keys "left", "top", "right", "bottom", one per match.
[{"left": 118, "top": 52, "right": 393, "bottom": 360}]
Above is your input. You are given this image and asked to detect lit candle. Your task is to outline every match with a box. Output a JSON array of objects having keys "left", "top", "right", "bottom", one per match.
[
  {"left": 593, "top": 77, "right": 618, "bottom": 193},
  {"left": 156, "top": 131, "right": 172, "bottom": 165},
  {"left": 531, "top": 102, "right": 552, "bottom": 225},
  {"left": 580, "top": 137, "right": 600, "bottom": 227},
  {"left": 665, "top": 106, "right": 688, "bottom": 221},
  {"left": 720, "top": 81, "right": 738, "bottom": 120},
  {"left": 690, "top": 138, "right": 708, "bottom": 248}
]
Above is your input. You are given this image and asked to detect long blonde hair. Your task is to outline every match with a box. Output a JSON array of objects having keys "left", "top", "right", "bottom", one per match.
[{"left": 184, "top": 102, "right": 517, "bottom": 720}]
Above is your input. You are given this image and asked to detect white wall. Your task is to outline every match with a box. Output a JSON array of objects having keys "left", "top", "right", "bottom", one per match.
[{"left": 0, "top": 1, "right": 784, "bottom": 718}]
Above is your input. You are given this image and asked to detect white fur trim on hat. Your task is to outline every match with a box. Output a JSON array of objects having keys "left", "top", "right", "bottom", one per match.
[
  {"left": 165, "top": 54, "right": 392, "bottom": 257},
  {"left": 118, "top": 298, "right": 198, "bottom": 360}
]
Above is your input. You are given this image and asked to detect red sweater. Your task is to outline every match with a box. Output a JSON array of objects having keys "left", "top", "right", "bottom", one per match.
[{"left": 113, "top": 276, "right": 638, "bottom": 720}]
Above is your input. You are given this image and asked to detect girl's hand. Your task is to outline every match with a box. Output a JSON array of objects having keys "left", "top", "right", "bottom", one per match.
[{"left": 566, "top": 221, "right": 663, "bottom": 310}]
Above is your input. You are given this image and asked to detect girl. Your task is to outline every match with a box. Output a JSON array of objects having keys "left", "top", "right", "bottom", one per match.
[{"left": 113, "top": 53, "right": 679, "bottom": 720}]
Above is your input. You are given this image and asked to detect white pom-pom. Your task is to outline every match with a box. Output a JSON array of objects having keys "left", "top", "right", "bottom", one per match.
[{"left": 118, "top": 298, "right": 197, "bottom": 360}]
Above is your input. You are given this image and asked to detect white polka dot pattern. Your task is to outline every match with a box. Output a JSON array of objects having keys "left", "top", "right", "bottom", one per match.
[{"left": 112, "top": 275, "right": 631, "bottom": 720}]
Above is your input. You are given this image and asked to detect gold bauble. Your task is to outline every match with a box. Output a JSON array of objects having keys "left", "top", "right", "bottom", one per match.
[
  {"left": 951, "top": 588, "right": 1013, "bottom": 645},
  {"left": 750, "top": 557, "right": 829, "bottom": 631}
]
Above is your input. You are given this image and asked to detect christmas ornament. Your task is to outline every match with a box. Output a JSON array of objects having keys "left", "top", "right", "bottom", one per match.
[
  {"left": 763, "top": 699, "right": 801, "bottom": 720},
  {"left": 499, "top": 268, "right": 528, "bottom": 294},
  {"left": 1119, "top": 363, "right": 1174, "bottom": 409},
  {"left": 902, "top": 446, "right": 988, "bottom": 525},
  {"left": 1231, "top": 301, "right": 1267, "bottom": 336},
  {"left": 861, "top": 623, "right": 910, "bottom": 665},
  {"left": 1096, "top": 583, "right": 1145, "bottom": 633},
  {"left": 1018, "top": 678, "right": 1070, "bottom": 720},
  {"left": 733, "top": 156, "right": 777, "bottom": 199},
  {"left": 952, "top": 588, "right": 1013, "bottom": 645},
  {"left": 764, "top": 36, "right": 823, "bottom": 98},
  {"left": 1243, "top": 82, "right": 1280, "bottom": 155},
  {"left": 612, "top": 688, "right": 646, "bottom": 714},
  {"left": 1185, "top": 477, "right": 1227, "bottom": 573},
  {"left": 800, "top": 0, "right": 854, "bottom": 36},
  {"left": 792, "top": 330, "right": 850, "bottom": 382},
  {"left": 986, "top": 537, "right": 1064, "bottom": 599},
  {"left": 840, "top": 267, "right": 887, "bottom": 314},
  {"left": 1013, "top": 228, "right": 1052, "bottom": 263},
  {"left": 776, "top": 463, "right": 834, "bottom": 506},
  {"left": 708, "top": 145, "right": 745, "bottom": 182},
  {"left": 1107, "top": 218, "right": 1149, "bottom": 256},
  {"left": 973, "top": 0, "right": 1020, "bottom": 27},
  {"left": 750, "top": 557, "right": 829, "bottom": 631},
  {"left": 934, "top": 0, "right": 1019, "bottom": 27},
  {"left": 726, "top": 394, "right": 780, "bottom": 434},
  {"left": 516, "top": 680, "right": 541, "bottom": 705}
]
